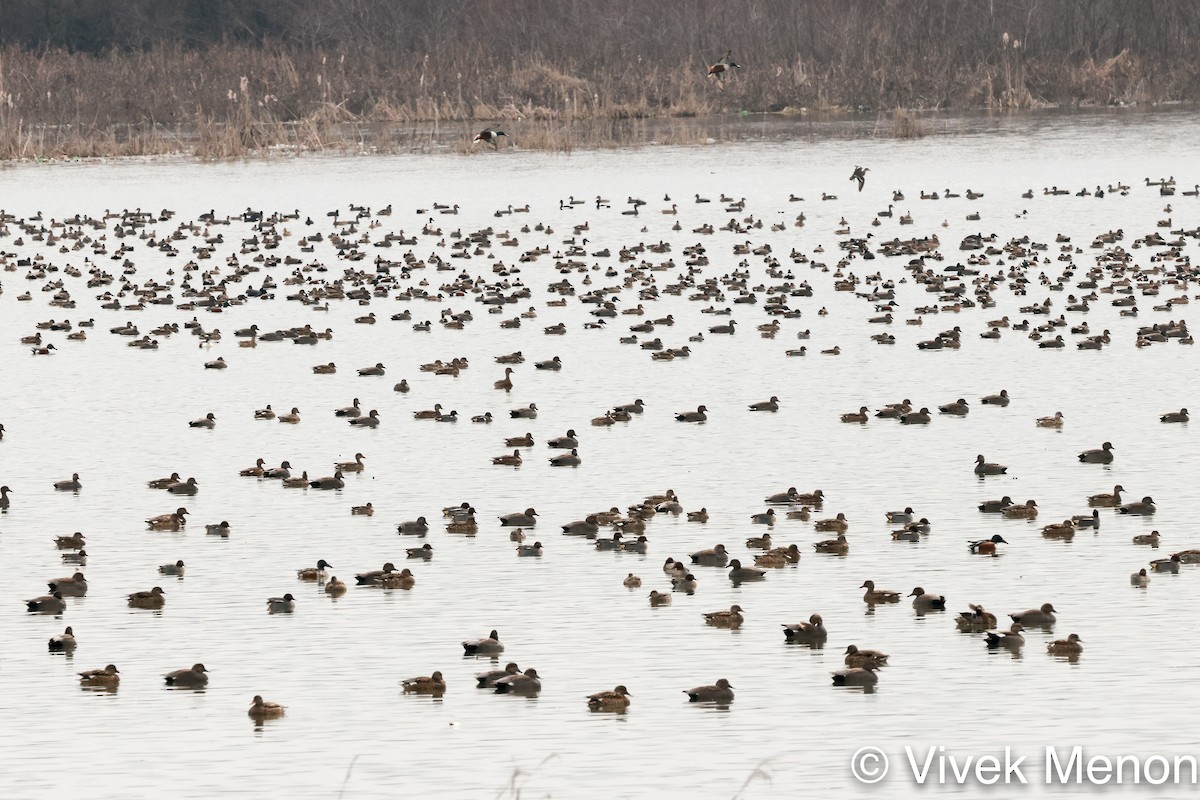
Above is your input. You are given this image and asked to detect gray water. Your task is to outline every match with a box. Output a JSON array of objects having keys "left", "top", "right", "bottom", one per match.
[{"left": 1, "top": 111, "right": 1199, "bottom": 799}]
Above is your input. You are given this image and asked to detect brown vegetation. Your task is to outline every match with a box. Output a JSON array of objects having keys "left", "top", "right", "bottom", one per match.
[{"left": 0, "top": 1, "right": 1197, "bottom": 158}]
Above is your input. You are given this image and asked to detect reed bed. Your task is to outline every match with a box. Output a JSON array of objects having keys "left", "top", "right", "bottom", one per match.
[{"left": 0, "top": 0, "right": 1196, "bottom": 159}]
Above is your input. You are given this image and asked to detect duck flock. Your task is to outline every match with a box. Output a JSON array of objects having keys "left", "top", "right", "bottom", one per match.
[{"left": 2, "top": 155, "right": 1198, "bottom": 765}]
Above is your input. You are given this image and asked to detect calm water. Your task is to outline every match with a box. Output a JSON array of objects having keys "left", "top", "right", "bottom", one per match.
[{"left": 2, "top": 111, "right": 1200, "bottom": 799}]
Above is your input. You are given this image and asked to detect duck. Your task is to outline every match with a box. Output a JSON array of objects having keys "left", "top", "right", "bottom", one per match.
[
  {"left": 516, "top": 541, "right": 544, "bottom": 557},
  {"left": 167, "top": 477, "right": 200, "bottom": 495},
  {"left": 781, "top": 614, "right": 827, "bottom": 642},
  {"left": 49, "top": 626, "right": 77, "bottom": 651},
  {"left": 401, "top": 672, "right": 447, "bottom": 695},
  {"left": 841, "top": 406, "right": 869, "bottom": 423},
  {"left": 263, "top": 460, "right": 292, "bottom": 479},
  {"left": 48, "top": 571, "right": 88, "bottom": 596},
  {"left": 499, "top": 508, "right": 537, "bottom": 526},
  {"left": 683, "top": 678, "right": 734, "bottom": 703},
  {"left": 814, "top": 513, "right": 849, "bottom": 532},
  {"left": 357, "top": 362, "right": 386, "bottom": 377},
  {"left": 1010, "top": 603, "right": 1056, "bottom": 625},
  {"left": 413, "top": 404, "right": 444, "bottom": 420},
  {"left": 25, "top": 591, "right": 66, "bottom": 613},
  {"left": 1132, "top": 530, "right": 1161, "bottom": 546},
  {"left": 146, "top": 508, "right": 189, "bottom": 531},
  {"left": 267, "top": 594, "right": 296, "bottom": 613},
  {"left": 205, "top": 521, "right": 231, "bottom": 536},
  {"left": 587, "top": 685, "right": 632, "bottom": 710},
  {"left": 649, "top": 589, "right": 672, "bottom": 607},
  {"left": 1161, "top": 408, "right": 1189, "bottom": 423},
  {"left": 334, "top": 398, "right": 362, "bottom": 417},
  {"left": 1130, "top": 568, "right": 1150, "bottom": 587},
  {"left": 561, "top": 515, "right": 600, "bottom": 537},
  {"left": 955, "top": 604, "right": 997, "bottom": 631},
  {"left": 510, "top": 403, "right": 538, "bottom": 419},
  {"left": 745, "top": 532, "right": 773, "bottom": 548},
  {"left": 248, "top": 696, "right": 286, "bottom": 718},
  {"left": 407, "top": 543, "right": 434, "bottom": 560},
  {"left": 397, "top": 516, "right": 430, "bottom": 535},
  {"left": 968, "top": 534, "right": 1007, "bottom": 554},
  {"left": 939, "top": 398, "right": 969, "bottom": 416},
  {"left": 974, "top": 454, "right": 1007, "bottom": 475},
  {"left": 378, "top": 569, "right": 416, "bottom": 589},
  {"left": 1002, "top": 500, "right": 1039, "bottom": 519},
  {"left": 188, "top": 413, "right": 216, "bottom": 429},
  {"left": 727, "top": 559, "right": 766, "bottom": 582},
  {"left": 158, "top": 560, "right": 186, "bottom": 576},
  {"left": 831, "top": 665, "right": 878, "bottom": 688},
  {"left": 909, "top": 587, "right": 947, "bottom": 610},
  {"left": 885, "top": 507, "right": 915, "bottom": 523},
  {"left": 494, "top": 668, "right": 541, "bottom": 695},
  {"left": 147, "top": 472, "right": 182, "bottom": 489},
  {"left": 128, "top": 586, "right": 166, "bottom": 609},
  {"left": 335, "top": 453, "right": 367, "bottom": 472},
  {"left": 548, "top": 449, "right": 581, "bottom": 467},
  {"left": 899, "top": 407, "right": 932, "bottom": 424},
  {"left": 53, "top": 473, "right": 83, "bottom": 491},
  {"left": 814, "top": 534, "right": 849, "bottom": 554},
  {"left": 297, "top": 560, "right": 334, "bottom": 580},
  {"left": 1119, "top": 496, "right": 1156, "bottom": 515},
  {"left": 54, "top": 532, "right": 86, "bottom": 549},
  {"left": 703, "top": 604, "right": 745, "bottom": 628},
  {"left": 1078, "top": 441, "right": 1115, "bottom": 463},
  {"left": 672, "top": 573, "right": 699, "bottom": 593},
  {"left": 325, "top": 577, "right": 347, "bottom": 596},
  {"left": 687, "top": 508, "right": 709, "bottom": 523},
  {"left": 462, "top": 629, "right": 504, "bottom": 655},
  {"left": 1088, "top": 484, "right": 1124, "bottom": 507},
  {"left": 354, "top": 563, "right": 398, "bottom": 585},
  {"left": 750, "top": 509, "right": 776, "bottom": 526},
  {"left": 1150, "top": 555, "right": 1182, "bottom": 574},
  {"left": 282, "top": 472, "right": 310, "bottom": 489},
  {"left": 493, "top": 367, "right": 515, "bottom": 391},
  {"left": 843, "top": 645, "right": 889, "bottom": 668},
  {"left": 78, "top": 664, "right": 120, "bottom": 685},
  {"left": 476, "top": 662, "right": 521, "bottom": 688},
  {"left": 548, "top": 430, "right": 579, "bottom": 449},
  {"left": 984, "top": 624, "right": 1025, "bottom": 649},
  {"left": 1036, "top": 411, "right": 1065, "bottom": 428},
  {"left": 348, "top": 410, "right": 381, "bottom": 428},
  {"left": 764, "top": 487, "right": 800, "bottom": 504},
  {"left": 861, "top": 580, "right": 900, "bottom": 603},
  {"left": 1047, "top": 633, "right": 1084, "bottom": 656},
  {"left": 164, "top": 663, "right": 208, "bottom": 687},
  {"left": 675, "top": 405, "right": 708, "bottom": 423},
  {"left": 748, "top": 396, "right": 780, "bottom": 412},
  {"left": 689, "top": 544, "right": 730, "bottom": 567},
  {"left": 309, "top": 470, "right": 345, "bottom": 489}
]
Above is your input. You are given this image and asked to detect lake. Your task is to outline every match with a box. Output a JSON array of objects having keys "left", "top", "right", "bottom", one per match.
[{"left": 1, "top": 109, "right": 1199, "bottom": 799}]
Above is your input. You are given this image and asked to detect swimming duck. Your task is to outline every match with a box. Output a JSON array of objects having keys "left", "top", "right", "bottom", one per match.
[
  {"left": 549, "top": 449, "right": 581, "bottom": 467},
  {"left": 495, "top": 668, "right": 541, "bottom": 695},
  {"left": 354, "top": 563, "right": 398, "bottom": 585},
  {"left": 1150, "top": 554, "right": 1182, "bottom": 574},
  {"left": 378, "top": 569, "right": 415, "bottom": 589},
  {"left": 909, "top": 587, "right": 947, "bottom": 610},
  {"left": 814, "top": 534, "right": 848, "bottom": 554},
  {"left": 939, "top": 398, "right": 969, "bottom": 416},
  {"left": 689, "top": 544, "right": 729, "bottom": 567},
  {"left": 1119, "top": 496, "right": 1156, "bottom": 515},
  {"left": 861, "top": 580, "right": 900, "bottom": 603},
  {"left": 309, "top": 470, "right": 345, "bottom": 490},
  {"left": 1132, "top": 531, "right": 1161, "bottom": 546},
  {"left": 248, "top": 696, "right": 285, "bottom": 718},
  {"left": 843, "top": 645, "right": 889, "bottom": 668},
  {"left": 832, "top": 665, "right": 878, "bottom": 687},
  {"left": 297, "top": 560, "right": 333, "bottom": 580},
  {"left": 53, "top": 473, "right": 82, "bottom": 491},
  {"left": 968, "top": 534, "right": 1007, "bottom": 554},
  {"left": 781, "top": 614, "right": 827, "bottom": 642},
  {"left": 147, "top": 472, "right": 182, "bottom": 489},
  {"left": 649, "top": 589, "right": 672, "bottom": 606},
  {"left": 728, "top": 559, "right": 766, "bottom": 582},
  {"left": 147, "top": 508, "right": 189, "bottom": 531},
  {"left": 587, "top": 685, "right": 631, "bottom": 710},
  {"left": 267, "top": 594, "right": 296, "bottom": 613},
  {"left": 1036, "top": 411, "right": 1065, "bottom": 428},
  {"left": 955, "top": 604, "right": 997, "bottom": 631},
  {"left": 974, "top": 454, "right": 1007, "bottom": 475},
  {"left": 476, "top": 662, "right": 521, "bottom": 688},
  {"left": 683, "top": 678, "right": 734, "bottom": 703},
  {"left": 205, "top": 521, "right": 231, "bottom": 536},
  {"left": 703, "top": 604, "right": 745, "bottom": 628},
  {"left": 517, "top": 541, "right": 544, "bottom": 557},
  {"left": 167, "top": 477, "right": 200, "bottom": 495},
  {"left": 188, "top": 413, "right": 216, "bottom": 429},
  {"left": 334, "top": 398, "right": 362, "bottom": 418},
  {"left": 49, "top": 626, "right": 77, "bottom": 651},
  {"left": 841, "top": 406, "right": 869, "bottom": 423},
  {"left": 26, "top": 591, "right": 66, "bottom": 614},
  {"left": 499, "top": 508, "right": 538, "bottom": 526},
  {"left": 128, "top": 586, "right": 166, "bottom": 609},
  {"left": 158, "top": 560, "right": 186, "bottom": 576},
  {"left": 55, "top": 532, "right": 86, "bottom": 549},
  {"left": 1047, "top": 633, "right": 1084, "bottom": 656},
  {"left": 984, "top": 624, "right": 1025, "bottom": 648},
  {"left": 325, "top": 577, "right": 347, "bottom": 596},
  {"left": 1130, "top": 568, "right": 1150, "bottom": 587},
  {"left": 749, "top": 396, "right": 780, "bottom": 412},
  {"left": 1009, "top": 603, "right": 1056, "bottom": 625},
  {"left": 510, "top": 403, "right": 538, "bottom": 419},
  {"left": 1161, "top": 408, "right": 1189, "bottom": 423},
  {"left": 397, "top": 517, "right": 430, "bottom": 535},
  {"left": 980, "top": 496, "right": 1015, "bottom": 513},
  {"left": 407, "top": 543, "right": 434, "bottom": 560},
  {"left": 164, "top": 663, "right": 208, "bottom": 687},
  {"left": 401, "top": 672, "right": 446, "bottom": 695},
  {"left": 1079, "top": 441, "right": 1116, "bottom": 464},
  {"left": 78, "top": 664, "right": 120, "bottom": 685},
  {"left": 462, "top": 629, "right": 504, "bottom": 655},
  {"left": 357, "top": 362, "right": 386, "bottom": 377},
  {"left": 675, "top": 405, "right": 708, "bottom": 423},
  {"left": 348, "top": 410, "right": 381, "bottom": 427},
  {"left": 548, "top": 430, "right": 579, "bottom": 449},
  {"left": 814, "top": 513, "right": 848, "bottom": 532},
  {"left": 1002, "top": 500, "right": 1039, "bottom": 519},
  {"left": 1088, "top": 485, "right": 1125, "bottom": 507}
]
